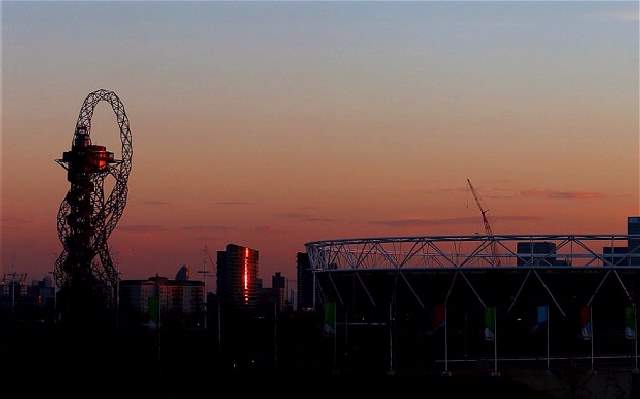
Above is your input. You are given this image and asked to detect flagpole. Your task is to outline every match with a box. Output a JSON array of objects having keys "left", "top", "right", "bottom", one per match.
[
  {"left": 443, "top": 303, "right": 449, "bottom": 376},
  {"left": 312, "top": 271, "right": 316, "bottom": 311},
  {"left": 334, "top": 304, "right": 337, "bottom": 372},
  {"left": 217, "top": 299, "right": 221, "bottom": 351},
  {"left": 546, "top": 305, "right": 550, "bottom": 372},
  {"left": 590, "top": 305, "right": 594, "bottom": 372},
  {"left": 493, "top": 308, "right": 499, "bottom": 376},
  {"left": 493, "top": 308, "right": 498, "bottom": 376},
  {"left": 344, "top": 309, "right": 348, "bottom": 365},
  {"left": 273, "top": 301, "right": 278, "bottom": 369},
  {"left": 634, "top": 303, "right": 639, "bottom": 373},
  {"left": 155, "top": 273, "right": 161, "bottom": 362},
  {"left": 388, "top": 302, "right": 394, "bottom": 375}
]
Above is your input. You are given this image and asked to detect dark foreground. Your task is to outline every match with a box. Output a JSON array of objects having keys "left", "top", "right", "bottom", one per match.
[{"left": 3, "top": 320, "right": 640, "bottom": 398}]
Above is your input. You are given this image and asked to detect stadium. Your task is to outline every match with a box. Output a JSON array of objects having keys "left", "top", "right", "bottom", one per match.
[{"left": 305, "top": 229, "right": 640, "bottom": 374}]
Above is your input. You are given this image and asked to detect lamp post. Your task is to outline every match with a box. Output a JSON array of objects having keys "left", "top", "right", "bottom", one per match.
[
  {"left": 155, "top": 273, "right": 161, "bottom": 361},
  {"left": 115, "top": 267, "right": 121, "bottom": 330},
  {"left": 197, "top": 260, "right": 213, "bottom": 330},
  {"left": 47, "top": 271, "right": 57, "bottom": 323},
  {"left": 10, "top": 272, "right": 16, "bottom": 312}
]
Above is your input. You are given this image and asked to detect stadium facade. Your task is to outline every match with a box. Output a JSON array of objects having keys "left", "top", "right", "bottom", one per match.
[{"left": 304, "top": 217, "right": 640, "bottom": 374}]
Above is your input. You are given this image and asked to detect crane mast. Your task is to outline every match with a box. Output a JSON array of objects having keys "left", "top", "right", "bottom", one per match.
[{"left": 467, "top": 178, "right": 500, "bottom": 267}]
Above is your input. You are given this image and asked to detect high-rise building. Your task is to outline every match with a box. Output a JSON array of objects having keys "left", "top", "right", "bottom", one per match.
[
  {"left": 297, "top": 252, "right": 313, "bottom": 311},
  {"left": 216, "top": 244, "right": 259, "bottom": 310},
  {"left": 629, "top": 217, "right": 640, "bottom": 254},
  {"left": 600, "top": 217, "right": 640, "bottom": 267},
  {"left": 272, "top": 272, "right": 286, "bottom": 311}
]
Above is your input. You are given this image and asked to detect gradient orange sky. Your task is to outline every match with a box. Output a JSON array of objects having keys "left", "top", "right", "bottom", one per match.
[{"left": 1, "top": 2, "right": 638, "bottom": 285}]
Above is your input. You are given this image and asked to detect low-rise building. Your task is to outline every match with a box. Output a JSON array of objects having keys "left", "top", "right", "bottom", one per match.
[{"left": 119, "top": 265, "right": 205, "bottom": 328}]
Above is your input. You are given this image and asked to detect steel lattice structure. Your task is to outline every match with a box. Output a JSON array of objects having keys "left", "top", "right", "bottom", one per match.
[
  {"left": 306, "top": 235, "right": 640, "bottom": 272},
  {"left": 55, "top": 89, "right": 132, "bottom": 307},
  {"left": 306, "top": 235, "right": 640, "bottom": 314},
  {"left": 306, "top": 235, "right": 640, "bottom": 373}
]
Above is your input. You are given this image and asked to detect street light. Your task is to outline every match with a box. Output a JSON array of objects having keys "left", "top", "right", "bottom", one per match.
[
  {"left": 114, "top": 266, "right": 122, "bottom": 329},
  {"left": 197, "top": 259, "right": 213, "bottom": 330},
  {"left": 47, "top": 271, "right": 57, "bottom": 323}
]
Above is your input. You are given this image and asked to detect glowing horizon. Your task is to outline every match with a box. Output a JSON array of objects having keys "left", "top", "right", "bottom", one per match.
[{"left": 1, "top": 2, "right": 638, "bottom": 283}]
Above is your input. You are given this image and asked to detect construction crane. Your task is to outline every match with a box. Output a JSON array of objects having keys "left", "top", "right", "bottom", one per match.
[{"left": 466, "top": 178, "right": 500, "bottom": 267}]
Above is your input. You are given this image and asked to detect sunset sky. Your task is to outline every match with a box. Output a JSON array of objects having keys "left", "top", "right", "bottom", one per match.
[{"left": 1, "top": 2, "right": 638, "bottom": 285}]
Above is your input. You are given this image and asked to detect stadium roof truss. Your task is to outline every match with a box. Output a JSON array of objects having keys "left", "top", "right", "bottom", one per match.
[{"left": 306, "top": 235, "right": 640, "bottom": 314}]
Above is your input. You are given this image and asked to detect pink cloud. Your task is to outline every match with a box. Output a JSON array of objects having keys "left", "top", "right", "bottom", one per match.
[{"left": 520, "top": 190, "right": 607, "bottom": 200}]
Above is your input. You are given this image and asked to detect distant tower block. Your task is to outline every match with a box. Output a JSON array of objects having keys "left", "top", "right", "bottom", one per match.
[
  {"left": 216, "top": 244, "right": 259, "bottom": 311},
  {"left": 630, "top": 217, "right": 640, "bottom": 253},
  {"left": 54, "top": 89, "right": 133, "bottom": 318}
]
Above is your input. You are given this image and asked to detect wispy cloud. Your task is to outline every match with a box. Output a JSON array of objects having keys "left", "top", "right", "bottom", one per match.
[
  {"left": 439, "top": 187, "right": 469, "bottom": 193},
  {"left": 493, "top": 216, "right": 541, "bottom": 222},
  {"left": 215, "top": 201, "right": 254, "bottom": 206},
  {"left": 254, "top": 225, "right": 288, "bottom": 234},
  {"left": 485, "top": 193, "right": 515, "bottom": 199},
  {"left": 142, "top": 200, "right": 170, "bottom": 206},
  {"left": 370, "top": 215, "right": 539, "bottom": 227},
  {"left": 591, "top": 8, "right": 639, "bottom": 22},
  {"left": 423, "top": 186, "right": 513, "bottom": 198},
  {"left": 0, "top": 217, "right": 32, "bottom": 231},
  {"left": 274, "top": 212, "right": 336, "bottom": 223},
  {"left": 0, "top": 217, "right": 32, "bottom": 225},
  {"left": 194, "top": 235, "right": 218, "bottom": 242},
  {"left": 422, "top": 187, "right": 468, "bottom": 194},
  {"left": 520, "top": 189, "right": 607, "bottom": 200},
  {"left": 119, "top": 224, "right": 168, "bottom": 233},
  {"left": 182, "top": 224, "right": 233, "bottom": 232}
]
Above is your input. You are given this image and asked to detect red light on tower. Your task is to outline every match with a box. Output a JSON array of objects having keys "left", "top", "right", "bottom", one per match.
[{"left": 59, "top": 126, "right": 116, "bottom": 181}]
